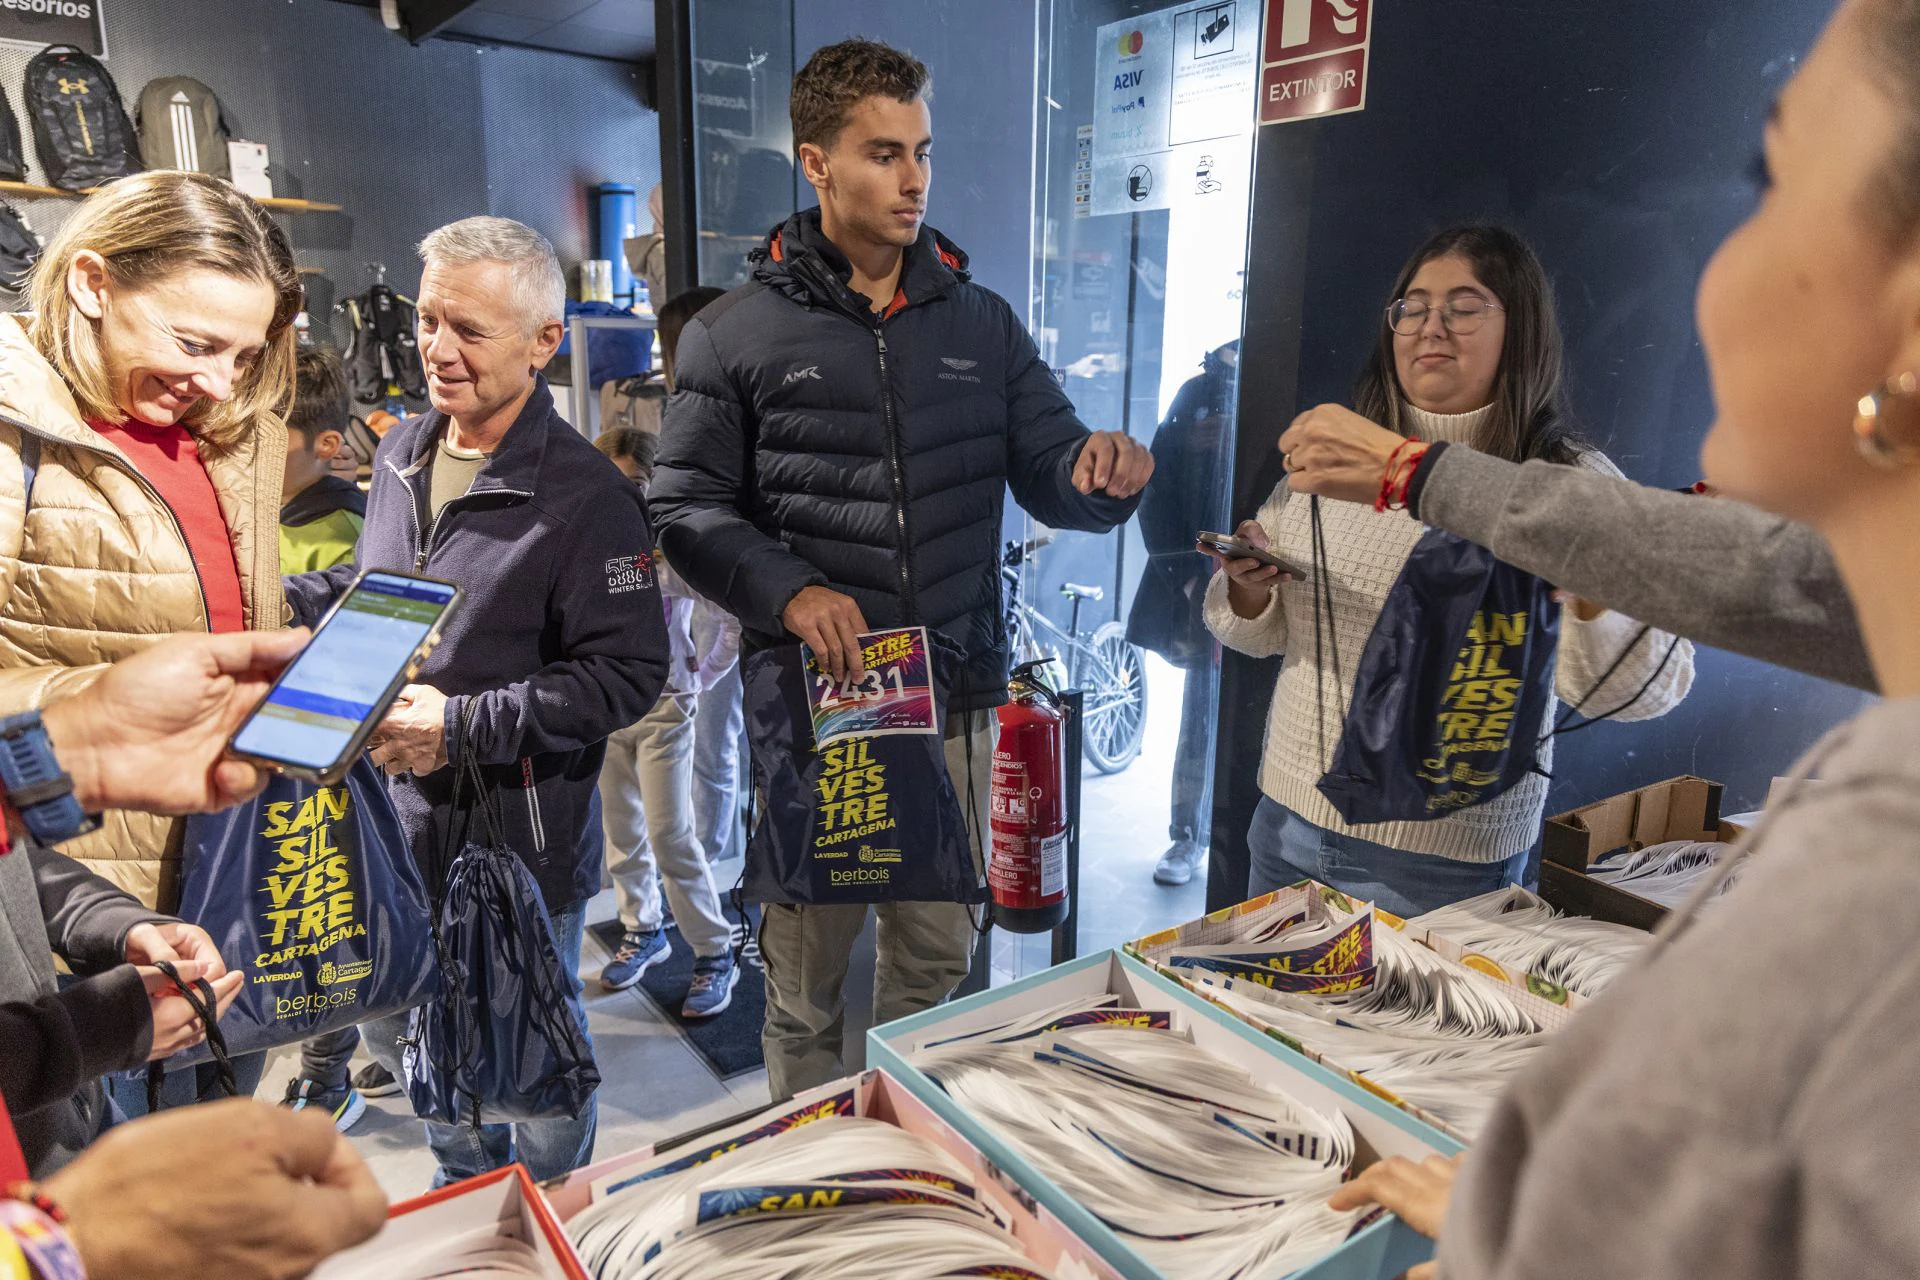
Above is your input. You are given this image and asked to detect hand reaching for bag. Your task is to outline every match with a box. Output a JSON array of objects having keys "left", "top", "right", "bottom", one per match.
[
  {"left": 1277, "top": 405, "right": 1412, "bottom": 505},
  {"left": 782, "top": 586, "right": 871, "bottom": 684}
]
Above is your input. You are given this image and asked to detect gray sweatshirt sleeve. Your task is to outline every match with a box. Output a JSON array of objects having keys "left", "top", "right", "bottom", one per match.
[{"left": 1415, "top": 446, "right": 1875, "bottom": 693}]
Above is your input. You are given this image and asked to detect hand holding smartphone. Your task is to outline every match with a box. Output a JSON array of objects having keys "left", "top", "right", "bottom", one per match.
[
  {"left": 228, "top": 571, "right": 461, "bottom": 784},
  {"left": 1196, "top": 529, "right": 1308, "bottom": 580}
]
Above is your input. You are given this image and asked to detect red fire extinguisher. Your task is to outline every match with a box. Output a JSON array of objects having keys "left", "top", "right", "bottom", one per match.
[{"left": 989, "top": 663, "right": 1070, "bottom": 933}]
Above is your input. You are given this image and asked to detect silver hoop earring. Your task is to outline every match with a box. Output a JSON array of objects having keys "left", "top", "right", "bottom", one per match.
[{"left": 1854, "top": 371, "right": 1920, "bottom": 469}]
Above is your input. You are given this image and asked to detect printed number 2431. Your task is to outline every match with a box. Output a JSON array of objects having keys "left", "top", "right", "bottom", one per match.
[{"left": 816, "top": 666, "right": 908, "bottom": 708}]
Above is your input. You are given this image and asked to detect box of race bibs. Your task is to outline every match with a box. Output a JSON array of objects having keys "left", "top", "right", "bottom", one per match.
[
  {"left": 310, "top": 1163, "right": 588, "bottom": 1280},
  {"left": 1127, "top": 880, "right": 1583, "bottom": 1142},
  {"left": 547, "top": 1068, "right": 1125, "bottom": 1279},
  {"left": 1541, "top": 774, "right": 1744, "bottom": 927},
  {"left": 867, "top": 948, "right": 1459, "bottom": 1280}
]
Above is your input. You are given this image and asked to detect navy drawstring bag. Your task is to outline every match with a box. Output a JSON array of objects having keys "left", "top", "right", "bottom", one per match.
[
  {"left": 740, "top": 636, "right": 983, "bottom": 906},
  {"left": 402, "top": 708, "right": 599, "bottom": 1126},
  {"left": 1314, "top": 520, "right": 1561, "bottom": 825},
  {"left": 163, "top": 757, "right": 438, "bottom": 1068}
]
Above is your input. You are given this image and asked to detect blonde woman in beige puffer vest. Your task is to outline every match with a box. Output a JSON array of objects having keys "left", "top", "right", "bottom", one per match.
[{"left": 0, "top": 171, "right": 301, "bottom": 911}]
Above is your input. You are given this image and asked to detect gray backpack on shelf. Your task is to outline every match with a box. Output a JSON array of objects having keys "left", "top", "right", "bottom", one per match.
[{"left": 136, "top": 76, "right": 230, "bottom": 178}]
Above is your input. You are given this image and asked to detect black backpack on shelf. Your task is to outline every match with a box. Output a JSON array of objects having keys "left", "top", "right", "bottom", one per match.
[
  {"left": 0, "top": 88, "right": 26, "bottom": 182},
  {"left": 25, "top": 46, "right": 142, "bottom": 190},
  {"left": 136, "top": 76, "right": 230, "bottom": 178},
  {"left": 0, "top": 201, "right": 40, "bottom": 291}
]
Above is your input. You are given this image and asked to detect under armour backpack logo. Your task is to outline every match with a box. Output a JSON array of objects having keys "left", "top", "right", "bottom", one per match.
[
  {"left": 783, "top": 365, "right": 822, "bottom": 385},
  {"left": 941, "top": 357, "right": 978, "bottom": 371},
  {"left": 57, "top": 78, "right": 90, "bottom": 95}
]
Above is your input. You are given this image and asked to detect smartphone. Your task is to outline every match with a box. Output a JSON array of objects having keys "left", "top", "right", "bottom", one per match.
[
  {"left": 1196, "top": 530, "right": 1309, "bottom": 579},
  {"left": 229, "top": 570, "right": 462, "bottom": 784}
]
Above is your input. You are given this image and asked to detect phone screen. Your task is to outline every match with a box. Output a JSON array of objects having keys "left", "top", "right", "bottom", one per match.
[{"left": 232, "top": 572, "right": 458, "bottom": 771}]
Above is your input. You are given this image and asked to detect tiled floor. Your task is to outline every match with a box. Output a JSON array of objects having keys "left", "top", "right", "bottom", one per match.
[{"left": 263, "top": 655, "right": 1208, "bottom": 1198}]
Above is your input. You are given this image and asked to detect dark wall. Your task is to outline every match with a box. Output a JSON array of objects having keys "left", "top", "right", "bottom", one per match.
[
  {"left": 1212, "top": 0, "right": 1862, "bottom": 903},
  {"left": 792, "top": 0, "right": 1038, "bottom": 308},
  {"left": 0, "top": 0, "right": 658, "bottom": 339}
]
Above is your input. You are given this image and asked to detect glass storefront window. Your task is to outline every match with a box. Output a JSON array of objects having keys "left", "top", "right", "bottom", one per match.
[
  {"left": 996, "top": 0, "right": 1258, "bottom": 980},
  {"left": 688, "top": 1, "right": 796, "bottom": 288}
]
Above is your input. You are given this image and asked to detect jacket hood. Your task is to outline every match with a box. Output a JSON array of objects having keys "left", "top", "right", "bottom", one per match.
[
  {"left": 281, "top": 473, "right": 368, "bottom": 527},
  {"left": 751, "top": 207, "right": 970, "bottom": 318}
]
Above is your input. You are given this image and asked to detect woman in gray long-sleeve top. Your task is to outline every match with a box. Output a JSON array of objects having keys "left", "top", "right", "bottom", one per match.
[{"left": 1288, "top": 1, "right": 1920, "bottom": 1276}]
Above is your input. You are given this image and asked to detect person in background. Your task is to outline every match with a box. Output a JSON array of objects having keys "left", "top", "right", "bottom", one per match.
[
  {"left": 652, "top": 40, "right": 1151, "bottom": 1098},
  {"left": 625, "top": 185, "right": 668, "bottom": 314},
  {"left": 1330, "top": 4, "right": 1920, "bottom": 1273},
  {"left": 277, "top": 347, "right": 366, "bottom": 576},
  {"left": 271, "top": 345, "right": 375, "bottom": 1132},
  {"left": 284, "top": 217, "right": 669, "bottom": 1185},
  {"left": 1203, "top": 226, "right": 1695, "bottom": 917},
  {"left": 1128, "top": 340, "right": 1237, "bottom": 887},
  {"left": 0, "top": 170, "right": 299, "bottom": 1117},
  {"left": 594, "top": 428, "right": 743, "bottom": 1016},
  {"left": 651, "top": 287, "right": 744, "bottom": 866}
]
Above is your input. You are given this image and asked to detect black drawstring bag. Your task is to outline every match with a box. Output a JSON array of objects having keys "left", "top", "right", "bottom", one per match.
[
  {"left": 741, "top": 637, "right": 983, "bottom": 906},
  {"left": 403, "top": 708, "right": 599, "bottom": 1126},
  {"left": 1315, "top": 518, "right": 1562, "bottom": 825}
]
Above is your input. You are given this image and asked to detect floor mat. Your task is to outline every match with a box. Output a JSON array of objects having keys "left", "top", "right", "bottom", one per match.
[{"left": 590, "top": 906, "right": 765, "bottom": 1079}]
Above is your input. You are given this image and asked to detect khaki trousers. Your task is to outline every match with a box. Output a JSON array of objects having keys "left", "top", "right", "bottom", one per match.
[{"left": 758, "top": 711, "right": 994, "bottom": 1099}]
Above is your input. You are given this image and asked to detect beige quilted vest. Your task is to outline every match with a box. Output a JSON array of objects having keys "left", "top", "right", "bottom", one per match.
[{"left": 0, "top": 315, "right": 287, "bottom": 909}]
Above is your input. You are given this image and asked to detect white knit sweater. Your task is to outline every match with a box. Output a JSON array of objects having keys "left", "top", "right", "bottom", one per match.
[{"left": 1205, "top": 404, "right": 1697, "bottom": 862}]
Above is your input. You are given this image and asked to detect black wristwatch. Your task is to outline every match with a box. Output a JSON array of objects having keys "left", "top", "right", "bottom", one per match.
[{"left": 0, "top": 710, "right": 99, "bottom": 845}]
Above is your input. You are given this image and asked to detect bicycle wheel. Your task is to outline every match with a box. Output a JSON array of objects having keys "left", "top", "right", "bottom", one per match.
[{"left": 1080, "top": 621, "right": 1149, "bottom": 774}]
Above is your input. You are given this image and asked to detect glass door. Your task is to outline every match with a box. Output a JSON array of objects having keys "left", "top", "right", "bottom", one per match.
[{"left": 995, "top": 0, "right": 1259, "bottom": 981}]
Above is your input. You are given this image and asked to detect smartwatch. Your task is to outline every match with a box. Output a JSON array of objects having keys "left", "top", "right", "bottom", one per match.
[{"left": 0, "top": 711, "right": 98, "bottom": 846}]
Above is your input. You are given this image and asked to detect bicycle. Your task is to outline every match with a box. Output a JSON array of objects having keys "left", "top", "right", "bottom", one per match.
[{"left": 1002, "top": 535, "right": 1149, "bottom": 774}]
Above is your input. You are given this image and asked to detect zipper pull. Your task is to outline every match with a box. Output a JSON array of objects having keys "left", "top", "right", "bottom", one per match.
[
  {"left": 876, "top": 330, "right": 888, "bottom": 353},
  {"left": 415, "top": 549, "right": 428, "bottom": 572}
]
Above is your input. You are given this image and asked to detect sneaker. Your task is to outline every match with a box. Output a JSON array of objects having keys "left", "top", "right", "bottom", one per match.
[
  {"left": 1153, "top": 840, "right": 1203, "bottom": 887},
  {"left": 601, "top": 927, "right": 671, "bottom": 991},
  {"left": 351, "top": 1062, "right": 402, "bottom": 1098},
  {"left": 682, "top": 953, "right": 739, "bottom": 1019},
  {"left": 282, "top": 1078, "right": 367, "bottom": 1133}
]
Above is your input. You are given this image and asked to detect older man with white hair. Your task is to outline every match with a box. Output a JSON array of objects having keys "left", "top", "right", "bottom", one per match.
[{"left": 283, "top": 216, "right": 668, "bottom": 1184}]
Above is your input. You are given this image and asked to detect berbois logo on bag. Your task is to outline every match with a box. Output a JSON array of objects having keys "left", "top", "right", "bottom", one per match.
[
  {"left": 606, "top": 552, "right": 658, "bottom": 595},
  {"left": 783, "top": 364, "right": 822, "bottom": 385},
  {"left": 938, "top": 356, "right": 981, "bottom": 384}
]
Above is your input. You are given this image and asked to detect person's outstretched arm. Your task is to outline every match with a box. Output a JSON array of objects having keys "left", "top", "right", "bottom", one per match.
[
  {"left": 1417, "top": 446, "right": 1871, "bottom": 692},
  {"left": 1278, "top": 405, "right": 1874, "bottom": 692}
]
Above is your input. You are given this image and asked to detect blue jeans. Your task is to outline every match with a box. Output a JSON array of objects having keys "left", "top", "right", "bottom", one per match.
[
  {"left": 364, "top": 898, "right": 597, "bottom": 1188},
  {"left": 1247, "top": 797, "right": 1528, "bottom": 918},
  {"left": 110, "top": 1050, "right": 268, "bottom": 1117}
]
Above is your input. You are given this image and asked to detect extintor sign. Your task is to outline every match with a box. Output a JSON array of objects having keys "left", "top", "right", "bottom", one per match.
[
  {"left": 1259, "top": 0, "right": 1370, "bottom": 124},
  {"left": 0, "top": 0, "right": 108, "bottom": 57}
]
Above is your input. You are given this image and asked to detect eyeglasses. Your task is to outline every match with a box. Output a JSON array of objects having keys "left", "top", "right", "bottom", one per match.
[{"left": 1386, "top": 296, "right": 1503, "bottom": 335}]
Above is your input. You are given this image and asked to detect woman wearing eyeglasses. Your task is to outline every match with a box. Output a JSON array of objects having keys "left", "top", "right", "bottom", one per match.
[{"left": 1201, "top": 225, "right": 1695, "bottom": 915}]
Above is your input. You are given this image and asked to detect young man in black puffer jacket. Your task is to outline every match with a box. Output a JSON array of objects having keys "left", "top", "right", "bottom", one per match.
[{"left": 651, "top": 39, "right": 1153, "bottom": 1098}]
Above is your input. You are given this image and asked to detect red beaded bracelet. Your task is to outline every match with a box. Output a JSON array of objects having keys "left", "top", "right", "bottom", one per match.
[
  {"left": 2, "top": 1185, "right": 65, "bottom": 1225},
  {"left": 1386, "top": 443, "right": 1431, "bottom": 511},
  {"left": 1375, "top": 440, "right": 1415, "bottom": 513}
]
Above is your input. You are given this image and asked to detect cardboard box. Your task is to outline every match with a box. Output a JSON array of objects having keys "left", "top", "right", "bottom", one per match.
[
  {"left": 550, "top": 1068, "right": 1123, "bottom": 1280},
  {"left": 1541, "top": 775, "right": 1747, "bottom": 929},
  {"left": 311, "top": 1164, "right": 586, "bottom": 1280},
  {"left": 869, "top": 949, "right": 1458, "bottom": 1280}
]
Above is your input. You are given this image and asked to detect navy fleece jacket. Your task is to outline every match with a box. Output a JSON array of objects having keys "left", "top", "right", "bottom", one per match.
[{"left": 284, "top": 378, "right": 669, "bottom": 909}]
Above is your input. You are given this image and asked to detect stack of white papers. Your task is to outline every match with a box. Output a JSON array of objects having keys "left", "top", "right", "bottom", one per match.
[
  {"left": 1408, "top": 886, "right": 1651, "bottom": 999},
  {"left": 911, "top": 1019, "right": 1363, "bottom": 1280},
  {"left": 569, "top": 1115, "right": 1060, "bottom": 1280},
  {"left": 1589, "top": 839, "right": 1742, "bottom": 907}
]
